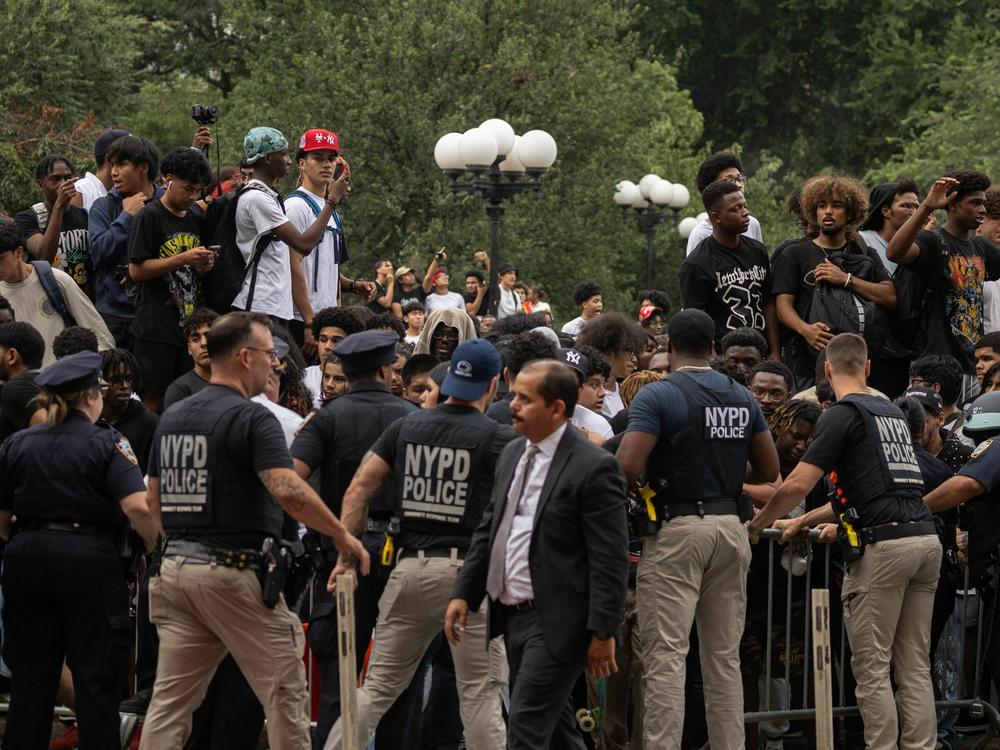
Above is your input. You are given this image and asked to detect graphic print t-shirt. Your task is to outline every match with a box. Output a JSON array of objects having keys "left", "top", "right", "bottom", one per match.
[
  {"left": 128, "top": 198, "right": 204, "bottom": 345},
  {"left": 913, "top": 228, "right": 1000, "bottom": 371},
  {"left": 14, "top": 205, "right": 91, "bottom": 295},
  {"left": 679, "top": 236, "right": 772, "bottom": 343}
]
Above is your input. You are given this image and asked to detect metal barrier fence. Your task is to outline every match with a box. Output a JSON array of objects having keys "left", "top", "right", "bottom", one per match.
[{"left": 746, "top": 528, "right": 1000, "bottom": 749}]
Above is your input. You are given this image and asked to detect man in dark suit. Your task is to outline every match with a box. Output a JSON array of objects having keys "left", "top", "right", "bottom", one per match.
[{"left": 445, "top": 359, "right": 629, "bottom": 749}]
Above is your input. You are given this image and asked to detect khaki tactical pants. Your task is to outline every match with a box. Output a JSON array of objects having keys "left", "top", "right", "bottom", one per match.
[
  {"left": 843, "top": 535, "right": 941, "bottom": 750},
  {"left": 638, "top": 515, "right": 750, "bottom": 750},
  {"left": 324, "top": 552, "right": 507, "bottom": 750},
  {"left": 140, "top": 557, "right": 311, "bottom": 750}
]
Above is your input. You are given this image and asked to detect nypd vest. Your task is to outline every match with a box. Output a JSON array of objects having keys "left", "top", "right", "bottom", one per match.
[
  {"left": 829, "top": 394, "right": 924, "bottom": 513},
  {"left": 158, "top": 390, "right": 284, "bottom": 538},
  {"left": 392, "top": 408, "right": 499, "bottom": 538},
  {"left": 654, "top": 371, "right": 755, "bottom": 505}
]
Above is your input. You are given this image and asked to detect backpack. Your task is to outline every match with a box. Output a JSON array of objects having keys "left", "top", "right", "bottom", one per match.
[
  {"left": 806, "top": 248, "right": 891, "bottom": 355},
  {"left": 889, "top": 233, "right": 950, "bottom": 350},
  {"left": 201, "top": 183, "right": 281, "bottom": 314},
  {"left": 30, "top": 260, "right": 76, "bottom": 328}
]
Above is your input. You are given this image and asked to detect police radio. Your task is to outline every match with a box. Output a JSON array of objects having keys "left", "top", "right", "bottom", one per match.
[{"left": 830, "top": 471, "right": 864, "bottom": 562}]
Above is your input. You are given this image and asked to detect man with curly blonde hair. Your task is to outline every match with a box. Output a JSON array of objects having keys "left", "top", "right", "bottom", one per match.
[{"left": 772, "top": 174, "right": 896, "bottom": 391}]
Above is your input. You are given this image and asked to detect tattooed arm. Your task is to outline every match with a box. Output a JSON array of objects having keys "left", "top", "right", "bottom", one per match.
[
  {"left": 259, "top": 467, "right": 371, "bottom": 574},
  {"left": 325, "top": 451, "right": 392, "bottom": 590}
]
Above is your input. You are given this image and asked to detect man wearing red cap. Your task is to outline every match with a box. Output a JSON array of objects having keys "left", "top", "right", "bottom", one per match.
[
  {"left": 424, "top": 265, "right": 466, "bottom": 313},
  {"left": 286, "top": 128, "right": 373, "bottom": 350}
]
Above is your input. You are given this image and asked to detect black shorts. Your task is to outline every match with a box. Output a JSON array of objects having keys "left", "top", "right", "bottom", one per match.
[{"left": 133, "top": 338, "right": 193, "bottom": 394}]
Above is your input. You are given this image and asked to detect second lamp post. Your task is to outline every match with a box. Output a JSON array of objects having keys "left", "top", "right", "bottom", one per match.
[{"left": 614, "top": 174, "right": 691, "bottom": 289}]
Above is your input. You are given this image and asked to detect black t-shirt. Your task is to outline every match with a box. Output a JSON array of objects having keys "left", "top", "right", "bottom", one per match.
[
  {"left": 0, "top": 371, "right": 41, "bottom": 441},
  {"left": 367, "top": 281, "right": 392, "bottom": 314},
  {"left": 464, "top": 290, "right": 488, "bottom": 317},
  {"left": 801, "top": 402, "right": 931, "bottom": 527},
  {"left": 771, "top": 238, "right": 890, "bottom": 376},
  {"left": 14, "top": 205, "right": 91, "bottom": 294},
  {"left": 680, "top": 236, "right": 773, "bottom": 344},
  {"left": 128, "top": 199, "right": 205, "bottom": 346},
  {"left": 112, "top": 399, "right": 160, "bottom": 475},
  {"left": 163, "top": 369, "right": 211, "bottom": 411},
  {"left": 393, "top": 283, "right": 426, "bottom": 310},
  {"left": 370, "top": 404, "right": 517, "bottom": 551},
  {"left": 912, "top": 229, "right": 1000, "bottom": 372}
]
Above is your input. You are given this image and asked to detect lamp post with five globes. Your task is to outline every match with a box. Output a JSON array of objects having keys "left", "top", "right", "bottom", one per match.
[
  {"left": 614, "top": 174, "right": 693, "bottom": 289},
  {"left": 434, "top": 119, "right": 557, "bottom": 315}
]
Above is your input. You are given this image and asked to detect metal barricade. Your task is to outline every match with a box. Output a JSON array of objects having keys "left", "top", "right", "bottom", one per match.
[{"left": 744, "top": 528, "right": 1000, "bottom": 749}]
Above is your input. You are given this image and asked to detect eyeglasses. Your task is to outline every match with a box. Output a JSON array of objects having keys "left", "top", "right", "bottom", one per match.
[{"left": 246, "top": 346, "right": 280, "bottom": 362}]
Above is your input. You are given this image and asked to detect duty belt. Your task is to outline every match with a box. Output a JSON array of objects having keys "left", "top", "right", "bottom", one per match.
[
  {"left": 859, "top": 520, "right": 937, "bottom": 546},
  {"left": 662, "top": 499, "right": 738, "bottom": 520},
  {"left": 163, "top": 539, "right": 264, "bottom": 571},
  {"left": 25, "top": 520, "right": 116, "bottom": 540},
  {"left": 365, "top": 517, "right": 399, "bottom": 534},
  {"left": 398, "top": 546, "right": 464, "bottom": 561}
]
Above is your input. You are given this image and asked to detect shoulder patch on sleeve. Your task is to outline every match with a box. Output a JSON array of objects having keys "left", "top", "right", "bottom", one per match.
[
  {"left": 115, "top": 436, "right": 139, "bottom": 466},
  {"left": 971, "top": 439, "right": 993, "bottom": 460}
]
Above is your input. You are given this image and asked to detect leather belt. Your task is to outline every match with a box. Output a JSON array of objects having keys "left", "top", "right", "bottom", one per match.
[
  {"left": 164, "top": 539, "right": 264, "bottom": 571},
  {"left": 398, "top": 547, "right": 464, "bottom": 561},
  {"left": 663, "top": 499, "right": 738, "bottom": 519},
  {"left": 860, "top": 520, "right": 937, "bottom": 546},
  {"left": 509, "top": 599, "right": 534, "bottom": 610}
]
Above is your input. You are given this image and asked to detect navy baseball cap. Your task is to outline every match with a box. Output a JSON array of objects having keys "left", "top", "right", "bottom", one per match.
[
  {"left": 441, "top": 339, "right": 501, "bottom": 400},
  {"left": 332, "top": 330, "right": 399, "bottom": 374},
  {"left": 94, "top": 129, "right": 130, "bottom": 161},
  {"left": 36, "top": 350, "right": 103, "bottom": 393},
  {"left": 558, "top": 347, "right": 591, "bottom": 377}
]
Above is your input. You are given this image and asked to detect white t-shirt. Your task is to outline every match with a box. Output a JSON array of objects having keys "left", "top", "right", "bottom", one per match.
[
  {"left": 858, "top": 229, "right": 897, "bottom": 274},
  {"left": 496, "top": 287, "right": 519, "bottom": 319},
  {"left": 985, "top": 281, "right": 1000, "bottom": 334},
  {"left": 601, "top": 382, "right": 625, "bottom": 419},
  {"left": 74, "top": 172, "right": 107, "bottom": 211},
  {"left": 561, "top": 316, "right": 586, "bottom": 336},
  {"left": 251, "top": 394, "right": 303, "bottom": 447},
  {"left": 0, "top": 265, "right": 115, "bottom": 366},
  {"left": 424, "top": 291, "right": 466, "bottom": 313},
  {"left": 404, "top": 334, "right": 420, "bottom": 347},
  {"left": 233, "top": 180, "right": 293, "bottom": 320},
  {"left": 303, "top": 364, "right": 323, "bottom": 409},
  {"left": 685, "top": 215, "right": 763, "bottom": 255},
  {"left": 571, "top": 404, "right": 613, "bottom": 439},
  {"left": 284, "top": 187, "right": 344, "bottom": 320}
]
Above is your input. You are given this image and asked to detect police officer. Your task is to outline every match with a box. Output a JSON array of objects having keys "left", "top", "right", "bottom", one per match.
[
  {"left": 924, "top": 391, "right": 1000, "bottom": 701},
  {"left": 616, "top": 308, "right": 779, "bottom": 750},
  {"left": 139, "top": 312, "right": 369, "bottom": 750},
  {"left": 754, "top": 332, "right": 941, "bottom": 750},
  {"left": 323, "top": 338, "right": 517, "bottom": 750},
  {"left": 0, "top": 351, "right": 158, "bottom": 749},
  {"left": 291, "top": 329, "right": 418, "bottom": 747}
]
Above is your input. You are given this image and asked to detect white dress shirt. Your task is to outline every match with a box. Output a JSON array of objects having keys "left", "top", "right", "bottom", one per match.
[{"left": 500, "top": 422, "right": 568, "bottom": 605}]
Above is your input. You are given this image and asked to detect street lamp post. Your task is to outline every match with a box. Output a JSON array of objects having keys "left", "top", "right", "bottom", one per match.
[
  {"left": 435, "top": 120, "right": 557, "bottom": 315},
  {"left": 614, "top": 174, "right": 692, "bottom": 289}
]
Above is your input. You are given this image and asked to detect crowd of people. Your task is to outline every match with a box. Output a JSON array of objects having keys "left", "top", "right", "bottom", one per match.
[{"left": 1, "top": 122, "right": 1000, "bottom": 750}]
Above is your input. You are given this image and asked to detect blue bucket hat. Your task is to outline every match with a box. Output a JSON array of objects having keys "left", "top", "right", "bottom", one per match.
[{"left": 243, "top": 126, "right": 289, "bottom": 165}]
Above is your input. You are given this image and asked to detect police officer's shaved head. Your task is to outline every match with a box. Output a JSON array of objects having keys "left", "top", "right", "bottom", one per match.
[
  {"left": 825, "top": 333, "right": 868, "bottom": 376},
  {"left": 666, "top": 309, "right": 715, "bottom": 356},
  {"left": 206, "top": 312, "right": 273, "bottom": 361}
]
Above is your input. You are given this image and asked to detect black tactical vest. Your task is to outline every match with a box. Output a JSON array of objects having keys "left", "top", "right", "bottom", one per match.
[
  {"left": 825, "top": 395, "right": 924, "bottom": 528},
  {"left": 158, "top": 388, "right": 284, "bottom": 539},
  {"left": 392, "top": 407, "right": 499, "bottom": 539},
  {"left": 654, "top": 371, "right": 755, "bottom": 505}
]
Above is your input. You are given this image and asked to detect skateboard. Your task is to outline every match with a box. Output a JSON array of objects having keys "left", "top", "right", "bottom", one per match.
[{"left": 575, "top": 677, "right": 606, "bottom": 733}]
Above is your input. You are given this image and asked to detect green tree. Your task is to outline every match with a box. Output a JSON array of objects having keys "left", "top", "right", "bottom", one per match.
[{"left": 223, "top": 0, "right": 704, "bottom": 317}]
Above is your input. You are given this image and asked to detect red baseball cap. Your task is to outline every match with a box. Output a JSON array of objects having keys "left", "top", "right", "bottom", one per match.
[{"left": 298, "top": 128, "right": 340, "bottom": 154}]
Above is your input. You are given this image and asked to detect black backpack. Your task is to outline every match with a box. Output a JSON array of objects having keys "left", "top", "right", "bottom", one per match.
[
  {"left": 806, "top": 248, "right": 891, "bottom": 355},
  {"left": 889, "top": 233, "right": 950, "bottom": 350},
  {"left": 201, "top": 183, "right": 280, "bottom": 314}
]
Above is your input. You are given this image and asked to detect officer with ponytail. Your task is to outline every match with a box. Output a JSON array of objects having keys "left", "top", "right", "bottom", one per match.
[{"left": 0, "top": 351, "right": 159, "bottom": 749}]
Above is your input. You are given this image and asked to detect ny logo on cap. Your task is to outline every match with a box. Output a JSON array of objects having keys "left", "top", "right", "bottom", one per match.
[
  {"left": 564, "top": 351, "right": 582, "bottom": 365},
  {"left": 454, "top": 360, "right": 474, "bottom": 378}
]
